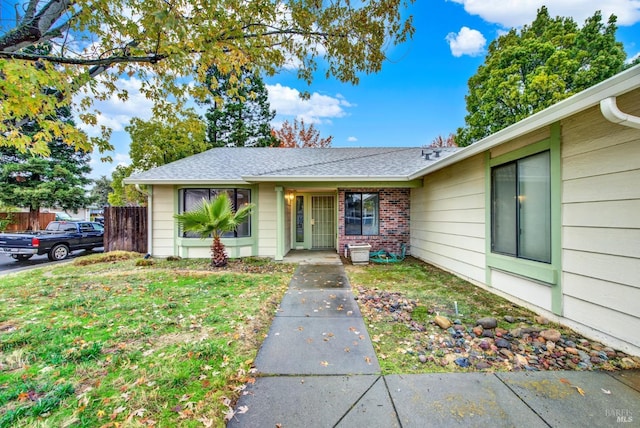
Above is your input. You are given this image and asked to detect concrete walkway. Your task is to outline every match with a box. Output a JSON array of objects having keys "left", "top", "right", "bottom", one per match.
[{"left": 228, "top": 263, "right": 640, "bottom": 427}]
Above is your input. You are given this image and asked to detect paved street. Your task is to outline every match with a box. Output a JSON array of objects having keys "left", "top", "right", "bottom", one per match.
[{"left": 0, "top": 248, "right": 103, "bottom": 274}]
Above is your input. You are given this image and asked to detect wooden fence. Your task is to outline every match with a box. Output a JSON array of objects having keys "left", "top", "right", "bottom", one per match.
[
  {"left": 104, "top": 207, "right": 148, "bottom": 253},
  {"left": 0, "top": 212, "right": 56, "bottom": 232}
]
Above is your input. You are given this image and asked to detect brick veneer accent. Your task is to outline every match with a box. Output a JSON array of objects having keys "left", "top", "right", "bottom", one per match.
[{"left": 338, "top": 188, "right": 410, "bottom": 255}]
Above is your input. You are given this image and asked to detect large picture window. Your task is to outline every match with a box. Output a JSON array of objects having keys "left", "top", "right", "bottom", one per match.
[
  {"left": 180, "top": 188, "right": 251, "bottom": 238},
  {"left": 491, "top": 151, "right": 551, "bottom": 263},
  {"left": 345, "top": 192, "right": 379, "bottom": 235}
]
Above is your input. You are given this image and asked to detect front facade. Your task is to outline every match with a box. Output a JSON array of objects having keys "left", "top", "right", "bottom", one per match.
[{"left": 128, "top": 65, "right": 640, "bottom": 356}]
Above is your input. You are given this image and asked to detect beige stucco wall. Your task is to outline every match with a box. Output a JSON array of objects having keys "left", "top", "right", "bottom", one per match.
[{"left": 410, "top": 153, "right": 486, "bottom": 284}]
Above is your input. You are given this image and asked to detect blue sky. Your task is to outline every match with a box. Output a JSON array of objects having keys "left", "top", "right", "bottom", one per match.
[{"left": 31, "top": 0, "right": 640, "bottom": 179}]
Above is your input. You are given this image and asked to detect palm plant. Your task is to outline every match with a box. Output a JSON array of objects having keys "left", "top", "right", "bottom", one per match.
[{"left": 174, "top": 193, "right": 254, "bottom": 267}]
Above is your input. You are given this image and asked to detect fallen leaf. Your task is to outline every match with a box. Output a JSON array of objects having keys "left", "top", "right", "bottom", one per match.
[
  {"left": 344, "top": 347, "right": 350, "bottom": 353},
  {"left": 572, "top": 386, "right": 585, "bottom": 396},
  {"left": 365, "top": 356, "right": 372, "bottom": 364},
  {"left": 237, "top": 406, "right": 249, "bottom": 414},
  {"left": 601, "top": 389, "right": 611, "bottom": 394},
  {"left": 320, "top": 361, "right": 329, "bottom": 367},
  {"left": 559, "top": 378, "right": 571, "bottom": 385}
]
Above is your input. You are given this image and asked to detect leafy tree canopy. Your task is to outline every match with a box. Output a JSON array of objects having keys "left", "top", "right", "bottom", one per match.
[
  {"left": 108, "top": 164, "right": 147, "bottom": 207},
  {"left": 127, "top": 111, "right": 208, "bottom": 171},
  {"left": 272, "top": 118, "right": 333, "bottom": 147},
  {"left": 1, "top": 0, "right": 415, "bottom": 156},
  {"left": 204, "top": 67, "right": 278, "bottom": 147},
  {"left": 456, "top": 7, "right": 628, "bottom": 146}
]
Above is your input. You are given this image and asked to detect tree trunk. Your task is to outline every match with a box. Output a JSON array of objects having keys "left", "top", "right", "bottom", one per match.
[{"left": 28, "top": 206, "right": 40, "bottom": 231}]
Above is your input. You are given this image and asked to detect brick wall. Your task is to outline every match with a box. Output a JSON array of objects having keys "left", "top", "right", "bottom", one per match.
[{"left": 337, "top": 188, "right": 410, "bottom": 255}]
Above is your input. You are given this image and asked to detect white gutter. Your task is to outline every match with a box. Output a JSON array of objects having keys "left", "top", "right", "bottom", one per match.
[
  {"left": 600, "top": 96, "right": 640, "bottom": 129},
  {"left": 240, "top": 175, "right": 413, "bottom": 182}
]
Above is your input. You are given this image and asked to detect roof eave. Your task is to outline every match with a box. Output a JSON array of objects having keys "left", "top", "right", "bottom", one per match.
[
  {"left": 408, "top": 64, "right": 640, "bottom": 180},
  {"left": 124, "top": 178, "right": 251, "bottom": 186}
]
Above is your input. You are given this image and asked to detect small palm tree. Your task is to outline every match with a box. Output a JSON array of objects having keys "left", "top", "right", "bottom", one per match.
[{"left": 174, "top": 193, "right": 254, "bottom": 267}]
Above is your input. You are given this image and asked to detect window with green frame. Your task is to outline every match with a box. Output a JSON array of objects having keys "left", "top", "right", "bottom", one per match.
[
  {"left": 491, "top": 150, "right": 551, "bottom": 264},
  {"left": 179, "top": 188, "right": 251, "bottom": 238}
]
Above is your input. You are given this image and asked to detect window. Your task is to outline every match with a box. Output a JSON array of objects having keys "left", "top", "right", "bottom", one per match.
[
  {"left": 180, "top": 188, "right": 251, "bottom": 238},
  {"left": 345, "top": 192, "right": 379, "bottom": 235},
  {"left": 491, "top": 151, "right": 551, "bottom": 263}
]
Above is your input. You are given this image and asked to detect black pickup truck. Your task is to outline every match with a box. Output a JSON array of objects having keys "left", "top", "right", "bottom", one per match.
[{"left": 0, "top": 221, "right": 104, "bottom": 261}]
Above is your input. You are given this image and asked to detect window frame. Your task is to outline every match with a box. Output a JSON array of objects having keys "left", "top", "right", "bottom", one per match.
[
  {"left": 179, "top": 188, "right": 252, "bottom": 238},
  {"left": 484, "top": 123, "right": 562, "bottom": 302},
  {"left": 344, "top": 191, "right": 380, "bottom": 236},
  {"left": 490, "top": 150, "right": 551, "bottom": 264}
]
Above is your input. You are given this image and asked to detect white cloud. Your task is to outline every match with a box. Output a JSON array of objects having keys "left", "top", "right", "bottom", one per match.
[
  {"left": 627, "top": 51, "right": 640, "bottom": 64},
  {"left": 267, "top": 84, "right": 352, "bottom": 123},
  {"left": 446, "top": 27, "right": 487, "bottom": 57},
  {"left": 448, "top": 0, "right": 640, "bottom": 27},
  {"left": 347, "top": 136, "right": 358, "bottom": 142}
]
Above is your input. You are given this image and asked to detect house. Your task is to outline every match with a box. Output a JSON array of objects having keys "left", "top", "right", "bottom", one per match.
[{"left": 127, "top": 64, "right": 640, "bottom": 356}]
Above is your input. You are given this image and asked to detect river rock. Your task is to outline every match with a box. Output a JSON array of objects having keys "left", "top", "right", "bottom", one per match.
[
  {"left": 535, "top": 316, "right": 550, "bottom": 325},
  {"left": 495, "top": 338, "right": 511, "bottom": 349},
  {"left": 476, "top": 317, "right": 498, "bottom": 329},
  {"left": 472, "top": 326, "right": 484, "bottom": 336},
  {"left": 503, "top": 315, "right": 515, "bottom": 323},
  {"left": 540, "top": 329, "right": 561, "bottom": 342},
  {"left": 434, "top": 315, "right": 452, "bottom": 329},
  {"left": 565, "top": 347, "right": 579, "bottom": 355}
]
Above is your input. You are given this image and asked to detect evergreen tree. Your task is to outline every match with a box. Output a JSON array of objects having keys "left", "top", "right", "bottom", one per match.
[
  {"left": 456, "top": 7, "right": 628, "bottom": 146},
  {"left": 204, "top": 67, "right": 278, "bottom": 147},
  {"left": 0, "top": 141, "right": 94, "bottom": 230},
  {"left": 90, "top": 176, "right": 113, "bottom": 207}
]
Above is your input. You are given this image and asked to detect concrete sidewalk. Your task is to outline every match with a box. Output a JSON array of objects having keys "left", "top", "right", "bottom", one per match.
[{"left": 228, "top": 264, "right": 640, "bottom": 427}]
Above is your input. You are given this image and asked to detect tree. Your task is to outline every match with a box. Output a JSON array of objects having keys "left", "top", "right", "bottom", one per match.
[
  {"left": 429, "top": 134, "right": 457, "bottom": 148},
  {"left": 174, "top": 193, "right": 254, "bottom": 267},
  {"left": 205, "top": 68, "right": 278, "bottom": 147},
  {"left": 272, "top": 119, "right": 333, "bottom": 148},
  {"left": 127, "top": 112, "right": 208, "bottom": 171},
  {"left": 1, "top": 0, "right": 415, "bottom": 155},
  {"left": 456, "top": 7, "right": 628, "bottom": 147},
  {"left": 0, "top": 142, "right": 94, "bottom": 230},
  {"left": 90, "top": 176, "right": 113, "bottom": 208},
  {"left": 108, "top": 165, "right": 147, "bottom": 207}
]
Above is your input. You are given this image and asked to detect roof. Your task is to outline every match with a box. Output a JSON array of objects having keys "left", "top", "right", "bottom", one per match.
[
  {"left": 125, "top": 146, "right": 459, "bottom": 185},
  {"left": 126, "top": 64, "right": 640, "bottom": 186}
]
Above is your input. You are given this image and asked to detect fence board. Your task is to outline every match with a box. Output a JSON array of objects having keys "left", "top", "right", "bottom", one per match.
[
  {"left": 0, "top": 212, "right": 55, "bottom": 231},
  {"left": 104, "top": 207, "right": 148, "bottom": 253}
]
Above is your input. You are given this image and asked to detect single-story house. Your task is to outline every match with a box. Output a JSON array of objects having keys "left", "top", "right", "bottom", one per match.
[{"left": 127, "top": 64, "right": 640, "bottom": 356}]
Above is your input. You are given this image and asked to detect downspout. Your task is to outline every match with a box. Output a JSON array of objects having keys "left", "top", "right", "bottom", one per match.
[
  {"left": 135, "top": 184, "right": 153, "bottom": 256},
  {"left": 600, "top": 97, "right": 640, "bottom": 129}
]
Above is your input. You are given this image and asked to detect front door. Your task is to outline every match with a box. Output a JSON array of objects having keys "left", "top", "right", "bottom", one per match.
[
  {"left": 311, "top": 195, "right": 335, "bottom": 249},
  {"left": 293, "top": 194, "right": 336, "bottom": 250}
]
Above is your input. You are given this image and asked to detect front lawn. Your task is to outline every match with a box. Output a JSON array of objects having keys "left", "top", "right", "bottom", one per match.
[{"left": 0, "top": 253, "right": 293, "bottom": 427}]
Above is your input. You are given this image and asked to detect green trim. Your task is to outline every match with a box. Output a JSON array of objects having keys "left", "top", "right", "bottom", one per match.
[
  {"left": 484, "top": 122, "right": 563, "bottom": 315},
  {"left": 173, "top": 185, "right": 259, "bottom": 258},
  {"left": 275, "top": 186, "right": 285, "bottom": 260}
]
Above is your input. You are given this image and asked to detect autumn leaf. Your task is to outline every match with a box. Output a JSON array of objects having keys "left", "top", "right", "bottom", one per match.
[
  {"left": 17, "top": 392, "right": 29, "bottom": 402},
  {"left": 572, "top": 386, "right": 585, "bottom": 396},
  {"left": 559, "top": 378, "right": 571, "bottom": 385},
  {"left": 601, "top": 389, "right": 611, "bottom": 394},
  {"left": 237, "top": 406, "right": 249, "bottom": 414},
  {"left": 97, "top": 409, "right": 106, "bottom": 418},
  {"left": 320, "top": 361, "right": 329, "bottom": 367},
  {"left": 364, "top": 356, "right": 372, "bottom": 365}
]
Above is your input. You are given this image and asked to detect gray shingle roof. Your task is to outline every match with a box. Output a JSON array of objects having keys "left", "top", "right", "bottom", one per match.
[{"left": 126, "top": 147, "right": 459, "bottom": 184}]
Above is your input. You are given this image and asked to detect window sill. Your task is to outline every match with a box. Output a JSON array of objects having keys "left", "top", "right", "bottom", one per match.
[{"left": 487, "top": 252, "right": 558, "bottom": 285}]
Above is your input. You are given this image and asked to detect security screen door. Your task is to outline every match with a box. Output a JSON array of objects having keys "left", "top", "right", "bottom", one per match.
[{"left": 311, "top": 195, "right": 335, "bottom": 249}]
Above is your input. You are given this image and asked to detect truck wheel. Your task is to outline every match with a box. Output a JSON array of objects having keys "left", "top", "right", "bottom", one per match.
[
  {"left": 48, "top": 244, "right": 70, "bottom": 261},
  {"left": 12, "top": 254, "right": 33, "bottom": 261}
]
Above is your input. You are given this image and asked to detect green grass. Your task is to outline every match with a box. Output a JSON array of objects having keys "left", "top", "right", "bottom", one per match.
[{"left": 0, "top": 254, "right": 294, "bottom": 427}]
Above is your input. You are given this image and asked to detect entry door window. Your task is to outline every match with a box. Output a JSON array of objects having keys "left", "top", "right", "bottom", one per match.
[{"left": 295, "top": 195, "right": 304, "bottom": 243}]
